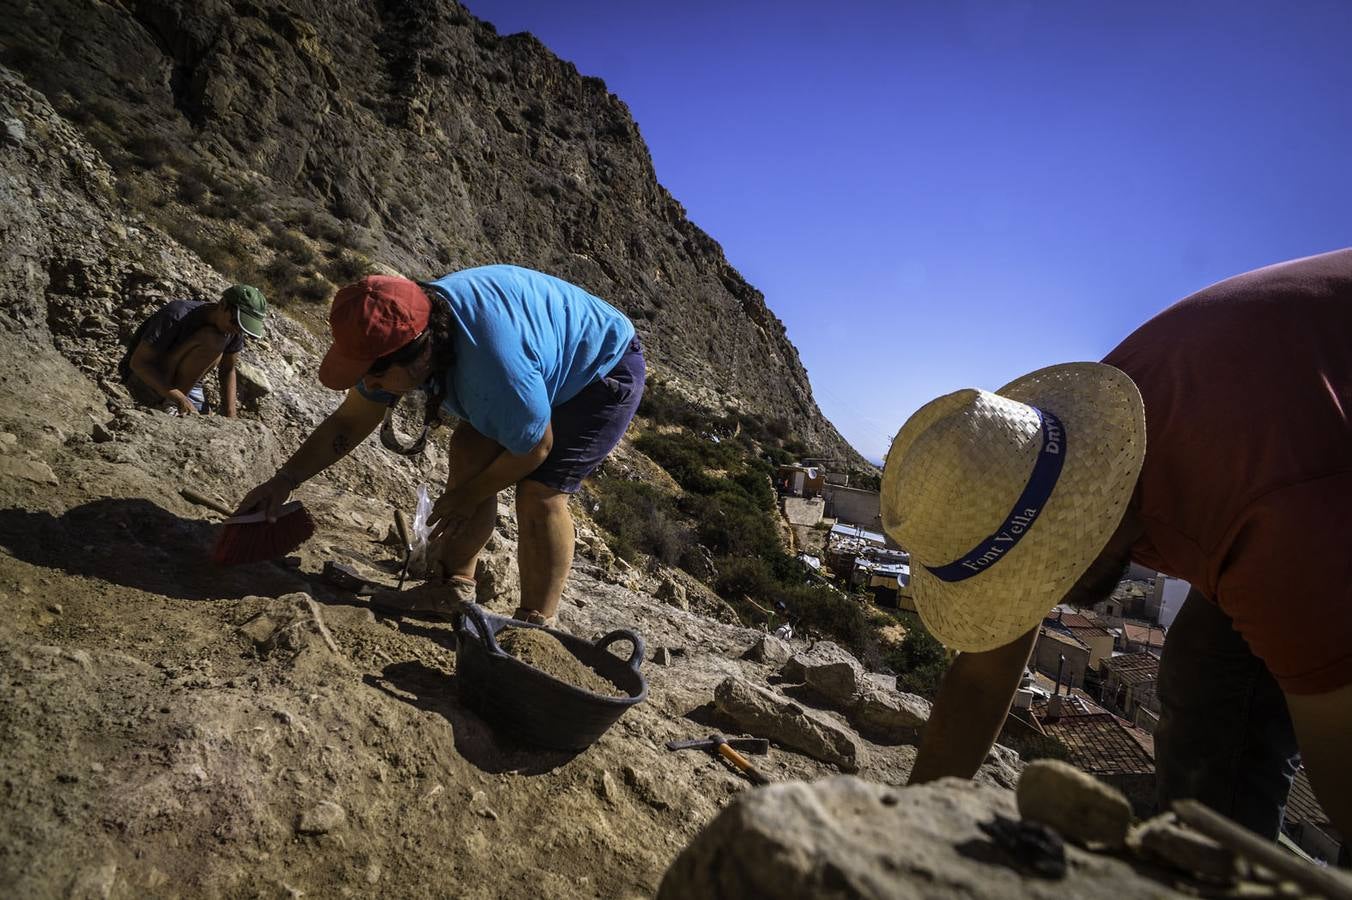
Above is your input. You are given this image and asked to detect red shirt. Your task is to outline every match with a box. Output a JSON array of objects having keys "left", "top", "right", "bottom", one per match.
[{"left": 1103, "top": 249, "right": 1352, "bottom": 695}]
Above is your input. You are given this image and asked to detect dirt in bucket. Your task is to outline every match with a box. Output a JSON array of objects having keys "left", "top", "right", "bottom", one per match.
[{"left": 497, "top": 627, "right": 624, "bottom": 697}]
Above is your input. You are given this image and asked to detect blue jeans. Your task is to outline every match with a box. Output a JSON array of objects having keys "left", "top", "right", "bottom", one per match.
[{"left": 1155, "top": 588, "right": 1300, "bottom": 838}]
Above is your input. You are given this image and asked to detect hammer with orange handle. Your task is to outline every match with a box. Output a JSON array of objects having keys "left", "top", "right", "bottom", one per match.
[{"left": 666, "top": 734, "right": 772, "bottom": 785}]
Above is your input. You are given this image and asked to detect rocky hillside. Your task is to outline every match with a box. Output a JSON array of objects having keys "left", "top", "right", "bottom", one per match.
[
  {"left": 0, "top": 0, "right": 865, "bottom": 467},
  {"left": 3, "top": 5, "right": 1328, "bottom": 899}
]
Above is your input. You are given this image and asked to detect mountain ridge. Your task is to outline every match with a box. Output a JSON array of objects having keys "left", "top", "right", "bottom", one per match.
[{"left": 0, "top": 0, "right": 868, "bottom": 469}]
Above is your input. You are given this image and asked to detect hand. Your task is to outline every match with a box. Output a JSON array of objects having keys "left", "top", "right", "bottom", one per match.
[
  {"left": 175, "top": 395, "right": 199, "bottom": 417},
  {"left": 234, "top": 474, "right": 295, "bottom": 522},
  {"left": 427, "top": 487, "right": 474, "bottom": 543}
]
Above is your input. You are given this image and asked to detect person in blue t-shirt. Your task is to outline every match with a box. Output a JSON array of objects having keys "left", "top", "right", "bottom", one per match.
[{"left": 235, "top": 266, "right": 644, "bottom": 626}]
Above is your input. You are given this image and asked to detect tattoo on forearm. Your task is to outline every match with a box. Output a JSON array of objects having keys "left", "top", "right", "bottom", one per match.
[{"left": 333, "top": 432, "right": 352, "bottom": 456}]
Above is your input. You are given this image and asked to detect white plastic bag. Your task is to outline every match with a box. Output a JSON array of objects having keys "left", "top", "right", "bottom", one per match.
[{"left": 408, "top": 483, "right": 434, "bottom": 575}]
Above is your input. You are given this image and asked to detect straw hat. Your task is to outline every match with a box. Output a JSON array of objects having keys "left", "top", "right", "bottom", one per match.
[{"left": 881, "top": 363, "right": 1146, "bottom": 652}]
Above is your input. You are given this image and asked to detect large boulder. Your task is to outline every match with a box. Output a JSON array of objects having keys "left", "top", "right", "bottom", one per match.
[
  {"left": 784, "top": 635, "right": 854, "bottom": 683},
  {"left": 659, "top": 777, "right": 1189, "bottom": 900},
  {"left": 850, "top": 687, "right": 930, "bottom": 743},
  {"left": 744, "top": 633, "right": 792, "bottom": 667},
  {"left": 804, "top": 656, "right": 867, "bottom": 706},
  {"left": 714, "top": 676, "right": 859, "bottom": 771},
  {"left": 654, "top": 573, "right": 688, "bottom": 610}
]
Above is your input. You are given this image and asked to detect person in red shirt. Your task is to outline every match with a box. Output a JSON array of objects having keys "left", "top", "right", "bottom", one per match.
[{"left": 883, "top": 249, "right": 1352, "bottom": 845}]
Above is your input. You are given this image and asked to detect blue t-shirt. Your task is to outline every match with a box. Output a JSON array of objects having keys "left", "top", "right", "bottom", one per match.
[{"left": 358, "top": 265, "right": 635, "bottom": 454}]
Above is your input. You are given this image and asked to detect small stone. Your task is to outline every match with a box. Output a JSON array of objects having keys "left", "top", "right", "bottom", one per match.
[
  {"left": 652, "top": 647, "right": 671, "bottom": 665},
  {"left": 2, "top": 119, "right": 24, "bottom": 145},
  {"left": 68, "top": 862, "right": 117, "bottom": 899},
  {"left": 89, "top": 762, "right": 104, "bottom": 774},
  {"left": 47, "top": 603, "right": 63, "bottom": 615},
  {"left": 296, "top": 801, "right": 347, "bottom": 835},
  {"left": 468, "top": 789, "right": 499, "bottom": 820},
  {"left": 91, "top": 421, "right": 114, "bottom": 443},
  {"left": 597, "top": 770, "right": 619, "bottom": 803},
  {"left": 622, "top": 765, "right": 672, "bottom": 811},
  {"left": 1016, "top": 759, "right": 1131, "bottom": 848},
  {"left": 365, "top": 863, "right": 381, "bottom": 885}
]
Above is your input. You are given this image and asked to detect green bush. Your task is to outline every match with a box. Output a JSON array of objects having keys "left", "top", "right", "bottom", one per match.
[
  {"left": 849, "top": 468, "right": 882, "bottom": 492},
  {"left": 787, "top": 585, "right": 876, "bottom": 662},
  {"left": 635, "top": 432, "right": 739, "bottom": 494},
  {"left": 591, "top": 478, "right": 693, "bottom": 567},
  {"left": 686, "top": 489, "right": 780, "bottom": 558},
  {"left": 713, "top": 556, "right": 779, "bottom": 603},
  {"left": 325, "top": 250, "right": 373, "bottom": 284},
  {"left": 127, "top": 134, "right": 175, "bottom": 168},
  {"left": 176, "top": 172, "right": 210, "bottom": 205},
  {"left": 637, "top": 381, "right": 706, "bottom": 430},
  {"left": 266, "top": 228, "right": 317, "bottom": 265},
  {"left": 886, "top": 614, "right": 948, "bottom": 699}
]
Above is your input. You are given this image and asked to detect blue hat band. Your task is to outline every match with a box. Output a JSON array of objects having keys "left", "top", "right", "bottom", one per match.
[{"left": 924, "top": 407, "right": 1066, "bottom": 583}]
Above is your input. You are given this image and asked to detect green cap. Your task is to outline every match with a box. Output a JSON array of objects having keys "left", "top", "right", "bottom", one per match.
[{"left": 222, "top": 284, "right": 268, "bottom": 339}]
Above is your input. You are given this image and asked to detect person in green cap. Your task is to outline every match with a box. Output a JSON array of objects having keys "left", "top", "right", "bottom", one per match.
[{"left": 119, "top": 284, "right": 268, "bottom": 417}]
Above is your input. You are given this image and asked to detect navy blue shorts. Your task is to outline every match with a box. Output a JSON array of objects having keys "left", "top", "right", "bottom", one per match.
[{"left": 526, "top": 336, "right": 645, "bottom": 493}]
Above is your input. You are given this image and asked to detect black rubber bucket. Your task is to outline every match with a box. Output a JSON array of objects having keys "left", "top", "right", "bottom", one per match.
[{"left": 454, "top": 604, "right": 648, "bottom": 750}]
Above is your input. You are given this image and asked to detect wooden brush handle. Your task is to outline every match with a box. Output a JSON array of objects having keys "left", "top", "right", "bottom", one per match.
[
  {"left": 181, "top": 488, "right": 234, "bottom": 517},
  {"left": 223, "top": 501, "right": 303, "bottom": 525},
  {"left": 394, "top": 508, "right": 412, "bottom": 549}
]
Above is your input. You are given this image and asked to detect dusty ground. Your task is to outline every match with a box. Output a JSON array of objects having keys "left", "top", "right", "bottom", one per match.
[{"left": 0, "top": 327, "right": 953, "bottom": 898}]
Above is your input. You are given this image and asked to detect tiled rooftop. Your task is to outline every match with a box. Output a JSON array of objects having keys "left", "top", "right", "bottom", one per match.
[
  {"left": 1039, "top": 627, "right": 1088, "bottom": 649},
  {"left": 1122, "top": 621, "right": 1166, "bottom": 645},
  {"left": 1057, "top": 612, "right": 1109, "bottom": 632},
  {"left": 1104, "top": 653, "right": 1160, "bottom": 685},
  {"left": 1285, "top": 766, "right": 1332, "bottom": 828},
  {"left": 1027, "top": 672, "right": 1104, "bottom": 713},
  {"left": 1041, "top": 713, "right": 1155, "bottom": 777},
  {"left": 1067, "top": 625, "right": 1112, "bottom": 644}
]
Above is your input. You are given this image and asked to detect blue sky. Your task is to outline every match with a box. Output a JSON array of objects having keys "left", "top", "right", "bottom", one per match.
[{"left": 465, "top": 1, "right": 1352, "bottom": 463}]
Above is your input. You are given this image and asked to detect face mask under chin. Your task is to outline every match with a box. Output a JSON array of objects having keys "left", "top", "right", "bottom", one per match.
[{"left": 379, "top": 391, "right": 441, "bottom": 457}]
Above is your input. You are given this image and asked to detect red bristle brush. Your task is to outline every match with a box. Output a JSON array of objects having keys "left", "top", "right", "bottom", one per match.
[{"left": 211, "top": 501, "right": 316, "bottom": 566}]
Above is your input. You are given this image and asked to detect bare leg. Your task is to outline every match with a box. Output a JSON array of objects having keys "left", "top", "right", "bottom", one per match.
[
  {"left": 515, "top": 480, "right": 574, "bottom": 619},
  {"left": 164, "top": 327, "right": 229, "bottom": 394},
  {"left": 427, "top": 423, "right": 501, "bottom": 581}
]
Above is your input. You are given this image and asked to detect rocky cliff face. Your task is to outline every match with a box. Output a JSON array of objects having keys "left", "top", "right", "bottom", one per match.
[
  {"left": 0, "top": 0, "right": 864, "bottom": 466},
  {"left": 0, "top": 16, "right": 1304, "bottom": 897}
]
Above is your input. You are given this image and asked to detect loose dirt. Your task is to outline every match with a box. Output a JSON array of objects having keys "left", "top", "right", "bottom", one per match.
[{"left": 497, "top": 627, "right": 622, "bottom": 697}]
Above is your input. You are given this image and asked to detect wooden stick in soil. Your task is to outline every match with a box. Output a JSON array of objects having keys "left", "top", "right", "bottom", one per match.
[{"left": 181, "top": 488, "right": 234, "bottom": 517}]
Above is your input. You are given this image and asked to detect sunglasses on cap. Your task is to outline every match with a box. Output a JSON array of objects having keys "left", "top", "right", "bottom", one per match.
[{"left": 366, "top": 329, "right": 429, "bottom": 376}]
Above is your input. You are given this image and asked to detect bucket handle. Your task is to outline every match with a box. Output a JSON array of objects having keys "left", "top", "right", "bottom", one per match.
[
  {"left": 595, "top": 629, "right": 645, "bottom": 674},
  {"left": 463, "top": 604, "right": 505, "bottom": 656}
]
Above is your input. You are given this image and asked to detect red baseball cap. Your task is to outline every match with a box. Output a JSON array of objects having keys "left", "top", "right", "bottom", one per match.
[{"left": 319, "top": 276, "right": 431, "bottom": 390}]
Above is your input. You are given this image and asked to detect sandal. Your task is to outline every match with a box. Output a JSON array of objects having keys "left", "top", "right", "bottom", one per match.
[
  {"left": 370, "top": 577, "right": 476, "bottom": 622},
  {"left": 512, "top": 606, "right": 558, "bottom": 628}
]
